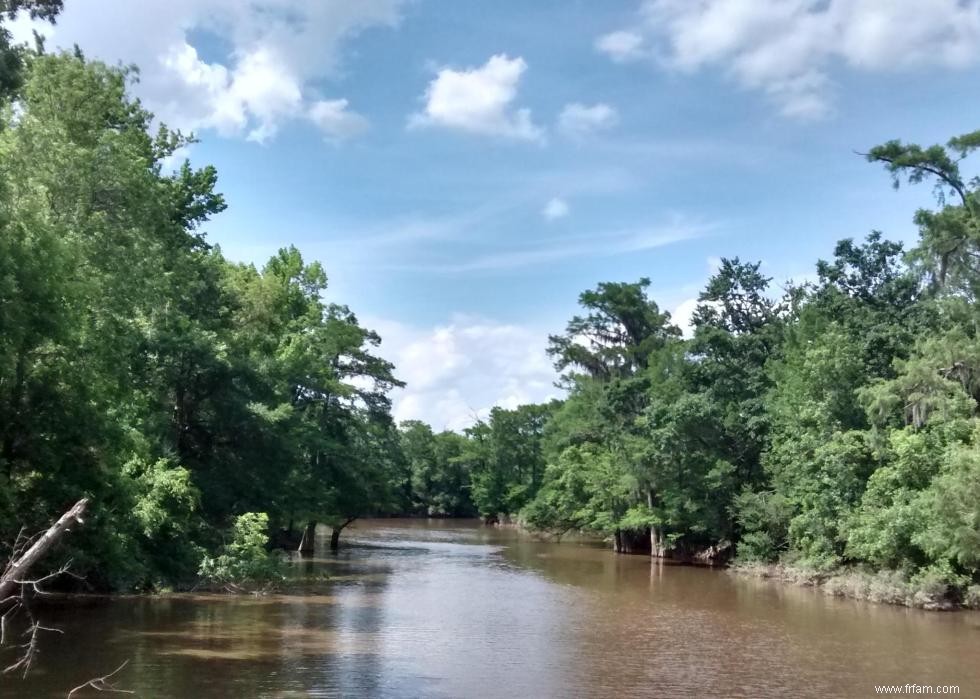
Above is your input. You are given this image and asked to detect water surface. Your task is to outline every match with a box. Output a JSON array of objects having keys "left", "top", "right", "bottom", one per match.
[{"left": 4, "top": 519, "right": 979, "bottom": 698}]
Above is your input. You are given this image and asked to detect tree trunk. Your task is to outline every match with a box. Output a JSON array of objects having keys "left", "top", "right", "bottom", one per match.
[
  {"left": 298, "top": 520, "right": 316, "bottom": 556},
  {"left": 329, "top": 517, "right": 356, "bottom": 551},
  {"left": 0, "top": 499, "right": 89, "bottom": 604},
  {"left": 651, "top": 524, "right": 667, "bottom": 558},
  {"left": 613, "top": 527, "right": 652, "bottom": 555},
  {"left": 2, "top": 348, "right": 28, "bottom": 480},
  {"left": 648, "top": 489, "right": 667, "bottom": 558}
]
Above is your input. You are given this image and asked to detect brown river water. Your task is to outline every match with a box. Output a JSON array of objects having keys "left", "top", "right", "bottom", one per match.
[{"left": 3, "top": 519, "right": 979, "bottom": 698}]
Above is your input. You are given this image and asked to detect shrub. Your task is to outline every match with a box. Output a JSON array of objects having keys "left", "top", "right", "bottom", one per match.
[{"left": 199, "top": 513, "right": 284, "bottom": 590}]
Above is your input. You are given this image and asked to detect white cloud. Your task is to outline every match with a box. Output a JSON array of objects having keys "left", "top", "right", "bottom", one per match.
[
  {"left": 12, "top": 0, "right": 400, "bottom": 142},
  {"left": 595, "top": 30, "right": 648, "bottom": 62},
  {"left": 670, "top": 298, "right": 700, "bottom": 339},
  {"left": 542, "top": 197, "right": 570, "bottom": 221},
  {"left": 159, "top": 145, "right": 193, "bottom": 173},
  {"left": 602, "top": 0, "right": 980, "bottom": 119},
  {"left": 223, "top": 47, "right": 305, "bottom": 143},
  {"left": 308, "top": 99, "right": 369, "bottom": 142},
  {"left": 409, "top": 54, "right": 544, "bottom": 142},
  {"left": 557, "top": 102, "right": 618, "bottom": 139},
  {"left": 367, "top": 315, "right": 560, "bottom": 431}
]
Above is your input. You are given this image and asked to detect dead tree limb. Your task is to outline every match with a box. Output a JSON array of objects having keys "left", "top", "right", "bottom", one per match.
[
  {"left": 67, "top": 660, "right": 134, "bottom": 698},
  {"left": 0, "top": 498, "right": 89, "bottom": 605}
]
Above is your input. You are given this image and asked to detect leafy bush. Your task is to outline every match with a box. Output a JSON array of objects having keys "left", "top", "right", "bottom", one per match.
[
  {"left": 199, "top": 513, "right": 284, "bottom": 589},
  {"left": 734, "top": 489, "right": 792, "bottom": 562}
]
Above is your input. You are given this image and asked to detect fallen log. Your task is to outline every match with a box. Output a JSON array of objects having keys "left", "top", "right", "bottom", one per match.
[{"left": 0, "top": 498, "right": 89, "bottom": 604}]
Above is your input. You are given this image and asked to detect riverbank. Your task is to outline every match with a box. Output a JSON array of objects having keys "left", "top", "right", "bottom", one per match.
[
  {"left": 494, "top": 521, "right": 972, "bottom": 611},
  {"left": 496, "top": 521, "right": 980, "bottom": 612},
  {"left": 6, "top": 518, "right": 980, "bottom": 699},
  {"left": 731, "top": 562, "right": 980, "bottom": 611},
  {"left": 539, "top": 519, "right": 980, "bottom": 612}
]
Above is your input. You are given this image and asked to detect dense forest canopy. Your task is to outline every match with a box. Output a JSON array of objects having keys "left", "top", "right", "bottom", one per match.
[{"left": 0, "top": 15, "right": 978, "bottom": 607}]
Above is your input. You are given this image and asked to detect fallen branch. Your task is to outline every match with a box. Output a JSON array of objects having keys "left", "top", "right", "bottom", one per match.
[
  {"left": 0, "top": 498, "right": 89, "bottom": 604},
  {"left": 3, "top": 616, "right": 62, "bottom": 677},
  {"left": 1, "top": 499, "right": 91, "bottom": 678},
  {"left": 67, "top": 660, "right": 134, "bottom": 698}
]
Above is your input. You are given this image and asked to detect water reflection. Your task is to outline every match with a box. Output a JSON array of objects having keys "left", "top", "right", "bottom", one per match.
[{"left": 2, "top": 519, "right": 978, "bottom": 698}]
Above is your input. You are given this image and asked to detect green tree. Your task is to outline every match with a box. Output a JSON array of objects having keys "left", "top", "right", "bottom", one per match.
[
  {"left": 866, "top": 129, "right": 980, "bottom": 292},
  {"left": 0, "top": 1, "right": 62, "bottom": 98},
  {"left": 468, "top": 403, "right": 553, "bottom": 520}
]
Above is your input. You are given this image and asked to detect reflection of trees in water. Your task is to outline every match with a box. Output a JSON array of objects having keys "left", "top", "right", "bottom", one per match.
[
  {"left": 0, "top": 547, "right": 441, "bottom": 698},
  {"left": 281, "top": 553, "right": 389, "bottom": 697},
  {"left": 275, "top": 532, "right": 445, "bottom": 697},
  {"left": 498, "top": 535, "right": 639, "bottom": 591}
]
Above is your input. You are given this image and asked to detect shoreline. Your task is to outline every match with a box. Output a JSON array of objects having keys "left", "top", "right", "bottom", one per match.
[
  {"left": 494, "top": 521, "right": 980, "bottom": 612},
  {"left": 729, "top": 562, "right": 980, "bottom": 612},
  {"left": 29, "top": 525, "right": 980, "bottom": 613}
]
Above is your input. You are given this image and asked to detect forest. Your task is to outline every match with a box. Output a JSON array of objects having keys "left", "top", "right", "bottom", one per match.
[{"left": 1, "top": 3, "right": 979, "bottom": 609}]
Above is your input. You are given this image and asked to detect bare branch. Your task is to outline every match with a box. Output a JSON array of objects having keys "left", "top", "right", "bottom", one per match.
[
  {"left": 1, "top": 500, "right": 92, "bottom": 681},
  {"left": 67, "top": 660, "right": 134, "bottom": 698},
  {"left": 0, "top": 499, "right": 89, "bottom": 603},
  {"left": 3, "top": 611, "right": 63, "bottom": 678}
]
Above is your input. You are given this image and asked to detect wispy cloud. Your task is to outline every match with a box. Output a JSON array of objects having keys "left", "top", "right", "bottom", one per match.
[
  {"left": 327, "top": 198, "right": 521, "bottom": 248},
  {"left": 591, "top": 137, "right": 773, "bottom": 167},
  {"left": 542, "top": 197, "right": 570, "bottom": 221},
  {"left": 558, "top": 102, "right": 619, "bottom": 140},
  {"left": 323, "top": 167, "right": 641, "bottom": 250},
  {"left": 398, "top": 218, "right": 717, "bottom": 273}
]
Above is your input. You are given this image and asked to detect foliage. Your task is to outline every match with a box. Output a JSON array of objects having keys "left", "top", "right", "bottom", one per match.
[
  {"left": 513, "top": 126, "right": 980, "bottom": 602},
  {"left": 398, "top": 422, "right": 476, "bottom": 517},
  {"left": 0, "top": 48, "right": 404, "bottom": 589},
  {"left": 198, "top": 513, "right": 283, "bottom": 588}
]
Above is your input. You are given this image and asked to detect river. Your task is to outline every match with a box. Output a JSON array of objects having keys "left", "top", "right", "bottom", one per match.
[{"left": 3, "top": 519, "right": 979, "bottom": 698}]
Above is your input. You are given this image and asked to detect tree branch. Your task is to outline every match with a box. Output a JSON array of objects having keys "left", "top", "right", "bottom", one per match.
[
  {"left": 67, "top": 660, "right": 134, "bottom": 698},
  {"left": 0, "top": 499, "right": 89, "bottom": 604}
]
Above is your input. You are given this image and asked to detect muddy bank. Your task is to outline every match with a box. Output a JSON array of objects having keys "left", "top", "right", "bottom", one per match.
[{"left": 731, "top": 562, "right": 980, "bottom": 611}]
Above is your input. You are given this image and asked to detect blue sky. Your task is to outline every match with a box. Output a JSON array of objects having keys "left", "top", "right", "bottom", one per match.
[{"left": 14, "top": 0, "right": 980, "bottom": 429}]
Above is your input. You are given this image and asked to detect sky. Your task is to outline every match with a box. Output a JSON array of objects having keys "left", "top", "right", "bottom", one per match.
[{"left": 11, "top": 0, "right": 980, "bottom": 430}]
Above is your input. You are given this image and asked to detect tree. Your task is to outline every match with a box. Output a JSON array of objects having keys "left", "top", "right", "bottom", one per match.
[
  {"left": 399, "top": 423, "right": 476, "bottom": 518},
  {"left": 866, "top": 130, "right": 980, "bottom": 291},
  {"left": 0, "top": 51, "right": 224, "bottom": 587},
  {"left": 636, "top": 392, "right": 736, "bottom": 555},
  {"left": 0, "top": 50, "right": 406, "bottom": 584},
  {"left": 547, "top": 278, "right": 679, "bottom": 382},
  {"left": 530, "top": 281, "right": 690, "bottom": 551},
  {"left": 0, "top": 1, "right": 62, "bottom": 98},
  {"left": 468, "top": 404, "right": 552, "bottom": 520},
  {"left": 688, "top": 258, "right": 781, "bottom": 494}
]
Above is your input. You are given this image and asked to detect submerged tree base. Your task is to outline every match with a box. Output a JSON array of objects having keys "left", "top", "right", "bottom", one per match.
[
  {"left": 730, "top": 562, "right": 980, "bottom": 611},
  {"left": 608, "top": 527, "right": 733, "bottom": 566}
]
